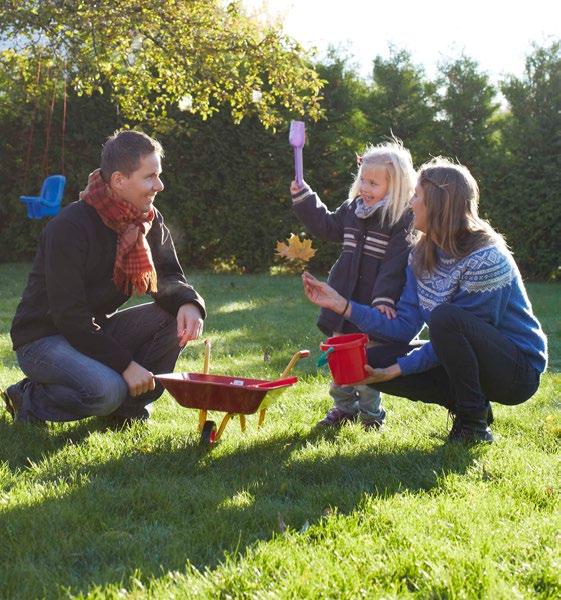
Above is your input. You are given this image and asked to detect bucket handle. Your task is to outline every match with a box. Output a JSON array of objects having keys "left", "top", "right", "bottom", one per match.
[{"left": 317, "top": 346, "right": 334, "bottom": 368}]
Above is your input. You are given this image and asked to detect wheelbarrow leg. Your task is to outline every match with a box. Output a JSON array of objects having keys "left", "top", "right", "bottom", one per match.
[
  {"left": 215, "top": 413, "right": 233, "bottom": 442},
  {"left": 255, "top": 350, "right": 308, "bottom": 430},
  {"left": 198, "top": 409, "right": 208, "bottom": 432},
  {"left": 239, "top": 414, "right": 246, "bottom": 432}
]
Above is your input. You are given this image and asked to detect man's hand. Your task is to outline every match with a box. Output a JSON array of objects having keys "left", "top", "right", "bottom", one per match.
[
  {"left": 302, "top": 271, "right": 348, "bottom": 316},
  {"left": 177, "top": 303, "right": 204, "bottom": 347},
  {"left": 375, "top": 304, "right": 397, "bottom": 319},
  {"left": 122, "top": 360, "right": 155, "bottom": 397},
  {"left": 358, "top": 363, "right": 402, "bottom": 385}
]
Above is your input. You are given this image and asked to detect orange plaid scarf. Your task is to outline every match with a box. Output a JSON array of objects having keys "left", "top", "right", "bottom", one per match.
[{"left": 80, "top": 169, "right": 158, "bottom": 295}]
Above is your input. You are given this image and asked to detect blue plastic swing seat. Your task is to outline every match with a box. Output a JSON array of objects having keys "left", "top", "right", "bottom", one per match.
[{"left": 20, "top": 174, "right": 66, "bottom": 219}]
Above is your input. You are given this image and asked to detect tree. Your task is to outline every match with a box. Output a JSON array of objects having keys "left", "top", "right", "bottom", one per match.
[
  {"left": 435, "top": 55, "right": 500, "bottom": 169},
  {"left": 433, "top": 55, "right": 504, "bottom": 232},
  {"left": 499, "top": 41, "right": 561, "bottom": 278},
  {"left": 365, "top": 49, "right": 437, "bottom": 163},
  {"left": 0, "top": 0, "right": 323, "bottom": 129}
]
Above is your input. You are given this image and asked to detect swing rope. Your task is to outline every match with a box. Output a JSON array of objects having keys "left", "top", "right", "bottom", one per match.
[
  {"left": 41, "top": 77, "right": 57, "bottom": 178},
  {"left": 22, "top": 59, "right": 68, "bottom": 194},
  {"left": 60, "top": 69, "right": 67, "bottom": 175},
  {"left": 22, "top": 61, "right": 42, "bottom": 190}
]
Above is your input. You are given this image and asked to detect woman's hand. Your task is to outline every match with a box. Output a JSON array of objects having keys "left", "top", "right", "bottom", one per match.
[
  {"left": 358, "top": 363, "right": 402, "bottom": 384},
  {"left": 302, "top": 271, "right": 348, "bottom": 315}
]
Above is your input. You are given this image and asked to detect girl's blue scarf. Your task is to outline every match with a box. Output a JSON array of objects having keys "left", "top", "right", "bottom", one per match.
[{"left": 354, "top": 196, "right": 389, "bottom": 219}]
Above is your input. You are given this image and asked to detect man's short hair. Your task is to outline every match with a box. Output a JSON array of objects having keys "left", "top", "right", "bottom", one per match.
[{"left": 100, "top": 130, "right": 164, "bottom": 181}]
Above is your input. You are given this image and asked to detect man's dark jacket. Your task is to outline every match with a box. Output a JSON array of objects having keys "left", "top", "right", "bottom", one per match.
[{"left": 11, "top": 201, "right": 205, "bottom": 373}]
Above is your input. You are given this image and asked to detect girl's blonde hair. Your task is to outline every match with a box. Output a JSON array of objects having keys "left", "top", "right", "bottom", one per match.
[
  {"left": 348, "top": 139, "right": 416, "bottom": 227},
  {"left": 411, "top": 157, "right": 506, "bottom": 276}
]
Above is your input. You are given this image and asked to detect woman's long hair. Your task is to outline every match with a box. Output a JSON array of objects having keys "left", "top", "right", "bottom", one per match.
[{"left": 411, "top": 157, "right": 507, "bottom": 276}]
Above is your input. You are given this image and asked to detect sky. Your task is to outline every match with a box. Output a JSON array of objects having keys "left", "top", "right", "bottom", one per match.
[{"left": 241, "top": 0, "right": 560, "bottom": 83}]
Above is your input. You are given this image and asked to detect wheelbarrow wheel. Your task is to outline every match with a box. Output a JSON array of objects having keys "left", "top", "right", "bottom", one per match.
[{"left": 200, "top": 420, "right": 217, "bottom": 445}]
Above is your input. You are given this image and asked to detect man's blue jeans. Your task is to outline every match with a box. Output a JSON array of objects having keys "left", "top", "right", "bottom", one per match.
[{"left": 15, "top": 302, "right": 182, "bottom": 422}]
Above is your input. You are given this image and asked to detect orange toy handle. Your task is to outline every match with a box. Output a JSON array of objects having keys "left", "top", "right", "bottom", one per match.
[
  {"left": 198, "top": 339, "right": 211, "bottom": 432},
  {"left": 280, "top": 350, "right": 310, "bottom": 378}
]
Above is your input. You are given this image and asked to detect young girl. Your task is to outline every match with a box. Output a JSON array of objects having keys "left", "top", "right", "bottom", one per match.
[
  {"left": 301, "top": 158, "right": 547, "bottom": 442},
  {"left": 290, "top": 140, "right": 416, "bottom": 429}
]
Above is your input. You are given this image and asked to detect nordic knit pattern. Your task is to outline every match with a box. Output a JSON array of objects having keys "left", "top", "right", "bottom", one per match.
[
  {"left": 348, "top": 244, "right": 548, "bottom": 376},
  {"left": 417, "top": 246, "right": 514, "bottom": 310}
]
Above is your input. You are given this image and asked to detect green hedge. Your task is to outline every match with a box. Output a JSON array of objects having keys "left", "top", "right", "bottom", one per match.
[{"left": 1, "top": 45, "right": 560, "bottom": 279}]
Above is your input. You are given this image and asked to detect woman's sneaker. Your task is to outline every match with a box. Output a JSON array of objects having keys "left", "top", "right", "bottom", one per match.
[
  {"left": 317, "top": 407, "right": 357, "bottom": 427},
  {"left": 448, "top": 411, "right": 493, "bottom": 443}
]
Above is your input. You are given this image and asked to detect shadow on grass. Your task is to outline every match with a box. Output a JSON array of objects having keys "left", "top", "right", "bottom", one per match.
[
  {"left": 0, "top": 423, "right": 479, "bottom": 598},
  {"left": 0, "top": 415, "right": 113, "bottom": 470}
]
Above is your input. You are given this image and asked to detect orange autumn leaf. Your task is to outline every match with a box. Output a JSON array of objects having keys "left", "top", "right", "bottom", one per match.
[{"left": 276, "top": 233, "right": 316, "bottom": 263}]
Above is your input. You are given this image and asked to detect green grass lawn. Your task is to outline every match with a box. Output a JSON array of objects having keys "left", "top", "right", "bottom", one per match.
[{"left": 0, "top": 263, "right": 559, "bottom": 599}]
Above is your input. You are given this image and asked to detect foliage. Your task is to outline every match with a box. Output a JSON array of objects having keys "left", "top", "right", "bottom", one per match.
[
  {"left": 154, "top": 108, "right": 296, "bottom": 273},
  {"left": 434, "top": 55, "right": 501, "bottom": 169},
  {"left": 499, "top": 41, "right": 561, "bottom": 279},
  {"left": 432, "top": 55, "right": 506, "bottom": 239},
  {"left": 0, "top": 29, "right": 561, "bottom": 277},
  {"left": 0, "top": 0, "right": 323, "bottom": 128},
  {"left": 0, "top": 90, "right": 121, "bottom": 261},
  {"left": 0, "top": 263, "right": 559, "bottom": 598},
  {"left": 365, "top": 48, "right": 438, "bottom": 163}
]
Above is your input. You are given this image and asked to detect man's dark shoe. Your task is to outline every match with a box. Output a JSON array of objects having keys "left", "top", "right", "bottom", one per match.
[
  {"left": 448, "top": 409, "right": 494, "bottom": 443},
  {"left": 1, "top": 380, "right": 45, "bottom": 425},
  {"left": 317, "top": 407, "right": 358, "bottom": 428},
  {"left": 102, "top": 413, "right": 151, "bottom": 430},
  {"left": 1, "top": 384, "right": 19, "bottom": 419}
]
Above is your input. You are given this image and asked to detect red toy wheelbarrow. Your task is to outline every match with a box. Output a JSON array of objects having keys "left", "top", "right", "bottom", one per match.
[{"left": 156, "top": 340, "right": 309, "bottom": 445}]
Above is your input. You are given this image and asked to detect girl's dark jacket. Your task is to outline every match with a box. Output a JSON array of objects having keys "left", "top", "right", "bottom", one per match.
[
  {"left": 10, "top": 201, "right": 205, "bottom": 373},
  {"left": 292, "top": 185, "right": 412, "bottom": 339}
]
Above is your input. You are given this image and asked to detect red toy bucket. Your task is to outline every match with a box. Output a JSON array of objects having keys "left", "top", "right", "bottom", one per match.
[{"left": 319, "top": 333, "right": 369, "bottom": 385}]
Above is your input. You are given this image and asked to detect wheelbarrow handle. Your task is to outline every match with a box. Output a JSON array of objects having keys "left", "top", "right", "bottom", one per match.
[
  {"left": 203, "top": 338, "right": 211, "bottom": 374},
  {"left": 280, "top": 350, "right": 310, "bottom": 378},
  {"left": 198, "top": 338, "right": 212, "bottom": 432}
]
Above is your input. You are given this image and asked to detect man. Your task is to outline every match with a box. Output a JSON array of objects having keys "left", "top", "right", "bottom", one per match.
[{"left": 2, "top": 130, "right": 205, "bottom": 426}]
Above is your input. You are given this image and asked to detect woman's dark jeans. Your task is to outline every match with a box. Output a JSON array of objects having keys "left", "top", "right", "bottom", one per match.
[{"left": 368, "top": 304, "right": 540, "bottom": 414}]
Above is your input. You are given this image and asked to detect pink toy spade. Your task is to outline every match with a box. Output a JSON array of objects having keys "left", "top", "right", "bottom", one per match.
[{"left": 289, "top": 120, "right": 305, "bottom": 186}]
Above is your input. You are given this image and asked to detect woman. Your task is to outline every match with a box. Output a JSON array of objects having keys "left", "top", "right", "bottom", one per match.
[{"left": 303, "top": 158, "right": 547, "bottom": 442}]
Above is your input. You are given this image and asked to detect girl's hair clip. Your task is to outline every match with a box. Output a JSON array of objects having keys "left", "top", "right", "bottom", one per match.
[{"left": 356, "top": 153, "right": 363, "bottom": 166}]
